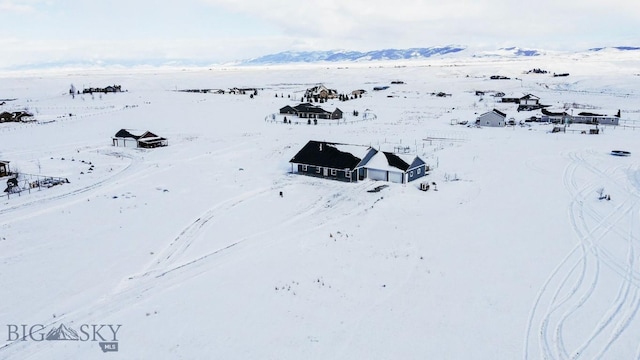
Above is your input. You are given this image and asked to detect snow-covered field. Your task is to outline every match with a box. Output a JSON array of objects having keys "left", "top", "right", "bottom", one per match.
[{"left": 1, "top": 52, "right": 640, "bottom": 359}]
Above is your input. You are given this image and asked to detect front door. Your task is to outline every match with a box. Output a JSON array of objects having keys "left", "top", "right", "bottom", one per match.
[{"left": 323, "top": 168, "right": 328, "bottom": 177}]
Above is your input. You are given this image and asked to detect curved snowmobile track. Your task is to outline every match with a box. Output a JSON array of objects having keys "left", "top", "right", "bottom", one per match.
[
  {"left": 525, "top": 150, "right": 640, "bottom": 360},
  {"left": 0, "top": 178, "right": 377, "bottom": 358}
]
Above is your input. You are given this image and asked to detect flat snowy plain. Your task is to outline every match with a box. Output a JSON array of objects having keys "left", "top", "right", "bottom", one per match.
[{"left": 1, "top": 50, "right": 640, "bottom": 359}]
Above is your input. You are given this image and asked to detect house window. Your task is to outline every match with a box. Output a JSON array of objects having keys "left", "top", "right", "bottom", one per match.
[
  {"left": 331, "top": 169, "right": 337, "bottom": 176},
  {"left": 302, "top": 165, "right": 308, "bottom": 172},
  {"left": 345, "top": 171, "right": 351, "bottom": 178},
  {"left": 316, "top": 167, "right": 321, "bottom": 174},
  {"left": 417, "top": 168, "right": 421, "bottom": 174},
  {"left": 410, "top": 170, "right": 414, "bottom": 177}
]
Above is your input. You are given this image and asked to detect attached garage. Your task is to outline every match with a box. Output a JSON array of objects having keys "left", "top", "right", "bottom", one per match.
[
  {"left": 361, "top": 150, "right": 428, "bottom": 184},
  {"left": 368, "top": 168, "right": 387, "bottom": 181},
  {"left": 112, "top": 137, "right": 138, "bottom": 148},
  {"left": 388, "top": 171, "right": 404, "bottom": 184}
]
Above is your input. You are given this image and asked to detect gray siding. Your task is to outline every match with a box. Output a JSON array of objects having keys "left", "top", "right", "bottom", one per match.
[
  {"left": 479, "top": 112, "right": 505, "bottom": 127},
  {"left": 296, "top": 164, "right": 357, "bottom": 182},
  {"left": 407, "top": 164, "right": 428, "bottom": 182}
]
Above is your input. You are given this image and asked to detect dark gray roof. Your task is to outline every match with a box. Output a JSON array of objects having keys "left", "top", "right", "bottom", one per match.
[
  {"left": 541, "top": 109, "right": 569, "bottom": 116},
  {"left": 294, "top": 103, "right": 330, "bottom": 114},
  {"left": 290, "top": 141, "right": 366, "bottom": 169},
  {"left": 520, "top": 94, "right": 539, "bottom": 99},
  {"left": 383, "top": 152, "right": 410, "bottom": 171},
  {"left": 114, "top": 129, "right": 140, "bottom": 139},
  {"left": 493, "top": 109, "right": 507, "bottom": 117}
]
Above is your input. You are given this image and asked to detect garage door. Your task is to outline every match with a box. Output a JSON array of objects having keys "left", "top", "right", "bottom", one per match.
[
  {"left": 388, "top": 171, "right": 404, "bottom": 184},
  {"left": 367, "top": 169, "right": 387, "bottom": 181}
]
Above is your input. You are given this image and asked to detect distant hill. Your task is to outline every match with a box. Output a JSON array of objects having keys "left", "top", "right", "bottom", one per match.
[
  {"left": 470, "top": 47, "right": 544, "bottom": 58},
  {"left": 588, "top": 46, "right": 640, "bottom": 52},
  {"left": 240, "top": 46, "right": 466, "bottom": 65},
  {"left": 6, "top": 45, "right": 639, "bottom": 71}
]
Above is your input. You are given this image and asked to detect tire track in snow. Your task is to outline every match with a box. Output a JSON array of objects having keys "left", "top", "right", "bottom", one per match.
[
  {"left": 128, "top": 186, "right": 275, "bottom": 280},
  {"left": 557, "top": 153, "right": 636, "bottom": 359},
  {"left": 525, "top": 154, "right": 592, "bottom": 360},
  {"left": 0, "top": 150, "right": 140, "bottom": 218},
  {"left": 151, "top": 179, "right": 373, "bottom": 279},
  {"left": 545, "top": 162, "right": 602, "bottom": 360},
  {"left": 525, "top": 150, "right": 640, "bottom": 360},
  {"left": 0, "top": 178, "right": 377, "bottom": 359},
  {"left": 565, "top": 158, "right": 640, "bottom": 359},
  {"left": 582, "top": 206, "right": 638, "bottom": 359}
]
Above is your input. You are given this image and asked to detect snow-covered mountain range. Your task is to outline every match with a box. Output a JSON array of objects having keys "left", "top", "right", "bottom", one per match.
[
  {"left": 240, "top": 45, "right": 640, "bottom": 65},
  {"left": 4, "top": 46, "right": 639, "bottom": 71},
  {"left": 240, "top": 46, "right": 466, "bottom": 65}
]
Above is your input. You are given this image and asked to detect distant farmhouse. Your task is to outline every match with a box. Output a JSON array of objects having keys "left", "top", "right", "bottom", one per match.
[
  {"left": 289, "top": 140, "right": 428, "bottom": 184},
  {"left": 228, "top": 87, "right": 258, "bottom": 95},
  {"left": 177, "top": 87, "right": 257, "bottom": 95},
  {"left": 83, "top": 85, "right": 124, "bottom": 94},
  {"left": 541, "top": 109, "right": 620, "bottom": 125},
  {"left": 305, "top": 84, "right": 338, "bottom": 100},
  {"left": 0, "top": 111, "right": 34, "bottom": 123},
  {"left": 517, "top": 94, "right": 547, "bottom": 111},
  {"left": 280, "top": 103, "right": 343, "bottom": 120},
  {"left": 477, "top": 109, "right": 507, "bottom": 127},
  {"left": 519, "top": 94, "right": 540, "bottom": 106},
  {"left": 112, "top": 129, "right": 168, "bottom": 148},
  {"left": 498, "top": 93, "right": 548, "bottom": 111}
]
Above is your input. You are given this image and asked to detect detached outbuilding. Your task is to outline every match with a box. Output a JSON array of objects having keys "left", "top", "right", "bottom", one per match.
[
  {"left": 0, "top": 160, "right": 10, "bottom": 177},
  {"left": 477, "top": 109, "right": 507, "bottom": 127},
  {"left": 112, "top": 129, "right": 168, "bottom": 148}
]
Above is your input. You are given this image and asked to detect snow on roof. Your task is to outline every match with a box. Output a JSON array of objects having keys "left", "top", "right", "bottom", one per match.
[
  {"left": 332, "top": 143, "right": 371, "bottom": 160},
  {"left": 364, "top": 151, "right": 411, "bottom": 172},
  {"left": 290, "top": 141, "right": 369, "bottom": 169},
  {"left": 138, "top": 136, "right": 165, "bottom": 142}
]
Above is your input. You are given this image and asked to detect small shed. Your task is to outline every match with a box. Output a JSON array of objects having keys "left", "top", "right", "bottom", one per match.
[{"left": 0, "top": 160, "right": 10, "bottom": 177}]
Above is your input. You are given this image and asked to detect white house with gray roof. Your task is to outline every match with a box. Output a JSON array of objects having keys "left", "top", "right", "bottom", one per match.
[{"left": 477, "top": 109, "right": 507, "bottom": 127}]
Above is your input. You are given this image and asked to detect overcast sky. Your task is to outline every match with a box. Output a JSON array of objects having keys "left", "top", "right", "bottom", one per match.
[{"left": 0, "top": 0, "right": 638, "bottom": 68}]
